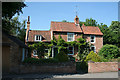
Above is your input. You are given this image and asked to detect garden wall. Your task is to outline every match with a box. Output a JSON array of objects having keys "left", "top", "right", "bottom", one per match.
[
  {"left": 19, "top": 62, "right": 76, "bottom": 74},
  {"left": 88, "top": 62, "right": 118, "bottom": 73}
]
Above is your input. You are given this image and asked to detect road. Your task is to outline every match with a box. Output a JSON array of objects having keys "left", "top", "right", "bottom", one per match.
[{"left": 2, "top": 72, "right": 118, "bottom": 79}]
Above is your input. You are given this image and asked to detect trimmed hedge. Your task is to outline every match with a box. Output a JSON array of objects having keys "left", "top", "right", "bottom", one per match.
[{"left": 23, "top": 58, "right": 59, "bottom": 64}]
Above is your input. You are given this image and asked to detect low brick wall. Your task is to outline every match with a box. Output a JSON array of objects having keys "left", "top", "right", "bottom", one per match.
[
  {"left": 88, "top": 62, "right": 118, "bottom": 73},
  {"left": 19, "top": 61, "right": 76, "bottom": 74}
]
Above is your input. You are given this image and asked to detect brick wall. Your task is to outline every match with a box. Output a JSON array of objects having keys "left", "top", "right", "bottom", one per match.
[
  {"left": 84, "top": 35, "right": 103, "bottom": 53},
  {"left": 88, "top": 62, "right": 118, "bottom": 73},
  {"left": 53, "top": 32, "right": 82, "bottom": 42},
  {"left": 19, "top": 62, "right": 76, "bottom": 74}
]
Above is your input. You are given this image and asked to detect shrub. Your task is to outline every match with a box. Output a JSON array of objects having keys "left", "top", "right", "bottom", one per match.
[
  {"left": 85, "top": 51, "right": 101, "bottom": 62},
  {"left": 23, "top": 58, "right": 59, "bottom": 64},
  {"left": 76, "top": 61, "right": 88, "bottom": 73},
  {"left": 98, "top": 44, "right": 120, "bottom": 59},
  {"left": 55, "top": 51, "right": 69, "bottom": 62},
  {"left": 68, "top": 56, "right": 75, "bottom": 61}
]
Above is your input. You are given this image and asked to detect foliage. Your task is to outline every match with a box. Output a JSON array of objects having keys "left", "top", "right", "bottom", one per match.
[
  {"left": 98, "top": 44, "right": 120, "bottom": 59},
  {"left": 55, "top": 51, "right": 69, "bottom": 62},
  {"left": 77, "top": 38, "right": 90, "bottom": 61},
  {"left": 62, "top": 20, "right": 67, "bottom": 22},
  {"left": 76, "top": 61, "right": 88, "bottom": 73},
  {"left": 85, "top": 51, "right": 101, "bottom": 62},
  {"left": 23, "top": 58, "right": 59, "bottom": 64},
  {"left": 2, "top": 2, "right": 26, "bottom": 19},
  {"left": 2, "top": 2, "right": 26, "bottom": 34},
  {"left": 3, "top": 16, "right": 26, "bottom": 42},
  {"left": 28, "top": 42, "right": 49, "bottom": 58},
  {"left": 57, "top": 35, "right": 68, "bottom": 54},
  {"left": 79, "top": 18, "right": 97, "bottom": 27},
  {"left": 98, "top": 21, "right": 120, "bottom": 47}
]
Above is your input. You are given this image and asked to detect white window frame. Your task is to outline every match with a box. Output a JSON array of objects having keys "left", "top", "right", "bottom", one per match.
[
  {"left": 22, "top": 48, "right": 25, "bottom": 61},
  {"left": 44, "top": 49, "right": 50, "bottom": 59},
  {"left": 67, "top": 33, "right": 74, "bottom": 42},
  {"left": 35, "top": 35, "right": 42, "bottom": 41},
  {"left": 68, "top": 46, "right": 74, "bottom": 55},
  {"left": 91, "top": 45, "right": 96, "bottom": 53},
  {"left": 90, "top": 35, "right": 95, "bottom": 43},
  {"left": 33, "top": 50, "right": 38, "bottom": 56}
]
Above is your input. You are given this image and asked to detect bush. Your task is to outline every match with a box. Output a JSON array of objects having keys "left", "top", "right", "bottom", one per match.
[
  {"left": 23, "top": 58, "right": 59, "bottom": 64},
  {"left": 98, "top": 44, "right": 120, "bottom": 59},
  {"left": 55, "top": 51, "right": 69, "bottom": 62},
  {"left": 76, "top": 61, "right": 88, "bottom": 73},
  {"left": 85, "top": 51, "right": 101, "bottom": 62}
]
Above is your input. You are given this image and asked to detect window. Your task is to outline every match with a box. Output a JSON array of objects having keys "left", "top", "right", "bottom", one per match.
[
  {"left": 33, "top": 50, "right": 38, "bottom": 56},
  {"left": 35, "top": 35, "right": 42, "bottom": 41},
  {"left": 68, "top": 46, "right": 74, "bottom": 55},
  {"left": 44, "top": 49, "right": 49, "bottom": 59},
  {"left": 90, "top": 35, "right": 95, "bottom": 43},
  {"left": 67, "top": 33, "right": 74, "bottom": 42},
  {"left": 91, "top": 46, "right": 96, "bottom": 53},
  {"left": 22, "top": 48, "right": 25, "bottom": 61}
]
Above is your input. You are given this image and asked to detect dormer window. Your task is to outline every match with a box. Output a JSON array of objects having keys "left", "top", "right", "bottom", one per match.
[
  {"left": 90, "top": 35, "right": 95, "bottom": 43},
  {"left": 35, "top": 35, "right": 42, "bottom": 41}
]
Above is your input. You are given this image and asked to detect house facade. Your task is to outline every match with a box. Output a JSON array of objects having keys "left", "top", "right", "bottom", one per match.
[{"left": 25, "top": 16, "right": 103, "bottom": 58}]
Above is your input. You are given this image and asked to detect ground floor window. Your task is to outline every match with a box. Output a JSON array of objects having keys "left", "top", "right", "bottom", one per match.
[
  {"left": 33, "top": 50, "right": 38, "bottom": 56},
  {"left": 68, "top": 46, "right": 74, "bottom": 55},
  {"left": 44, "top": 49, "right": 50, "bottom": 58},
  {"left": 91, "top": 46, "right": 96, "bottom": 53}
]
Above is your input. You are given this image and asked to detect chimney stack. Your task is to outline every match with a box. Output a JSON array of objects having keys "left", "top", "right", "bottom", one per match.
[
  {"left": 25, "top": 16, "right": 30, "bottom": 42},
  {"left": 74, "top": 16, "right": 79, "bottom": 26}
]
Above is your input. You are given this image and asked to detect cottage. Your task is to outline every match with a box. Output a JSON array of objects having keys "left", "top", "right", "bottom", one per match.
[
  {"left": 25, "top": 16, "right": 103, "bottom": 58},
  {"left": 2, "top": 32, "right": 28, "bottom": 74}
]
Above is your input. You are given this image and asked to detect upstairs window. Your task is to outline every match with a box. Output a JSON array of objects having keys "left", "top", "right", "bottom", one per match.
[
  {"left": 90, "top": 35, "right": 95, "bottom": 43},
  {"left": 67, "top": 33, "right": 74, "bottom": 42},
  {"left": 35, "top": 35, "right": 42, "bottom": 41}
]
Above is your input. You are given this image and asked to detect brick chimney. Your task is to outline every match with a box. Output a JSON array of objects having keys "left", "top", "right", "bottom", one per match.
[
  {"left": 74, "top": 16, "right": 79, "bottom": 26},
  {"left": 25, "top": 16, "right": 30, "bottom": 42}
]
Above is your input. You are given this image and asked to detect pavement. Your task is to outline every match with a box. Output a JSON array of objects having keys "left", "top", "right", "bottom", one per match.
[{"left": 2, "top": 72, "right": 118, "bottom": 79}]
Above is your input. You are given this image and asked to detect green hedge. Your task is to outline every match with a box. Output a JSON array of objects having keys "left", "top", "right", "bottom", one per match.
[
  {"left": 55, "top": 51, "right": 69, "bottom": 62},
  {"left": 23, "top": 58, "right": 59, "bottom": 64}
]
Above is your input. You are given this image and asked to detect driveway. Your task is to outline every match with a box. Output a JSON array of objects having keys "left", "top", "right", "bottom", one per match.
[{"left": 2, "top": 72, "right": 118, "bottom": 79}]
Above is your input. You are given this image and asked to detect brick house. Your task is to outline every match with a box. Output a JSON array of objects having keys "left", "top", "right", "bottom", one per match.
[
  {"left": 2, "top": 32, "right": 28, "bottom": 74},
  {"left": 25, "top": 16, "right": 103, "bottom": 58}
]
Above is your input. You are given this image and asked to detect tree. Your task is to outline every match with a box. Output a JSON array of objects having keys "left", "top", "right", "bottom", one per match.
[
  {"left": 2, "top": 2, "right": 26, "bottom": 19},
  {"left": 98, "top": 44, "right": 120, "bottom": 59},
  {"left": 3, "top": 16, "right": 26, "bottom": 42},
  {"left": 85, "top": 18, "right": 97, "bottom": 26},
  {"left": 2, "top": 2, "right": 26, "bottom": 34},
  {"left": 79, "top": 18, "right": 97, "bottom": 27},
  {"left": 62, "top": 20, "right": 67, "bottom": 22},
  {"left": 109, "top": 21, "right": 120, "bottom": 47}
]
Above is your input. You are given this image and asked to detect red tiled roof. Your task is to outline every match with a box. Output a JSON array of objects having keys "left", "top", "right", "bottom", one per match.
[
  {"left": 50, "top": 21, "right": 82, "bottom": 33},
  {"left": 81, "top": 25, "right": 103, "bottom": 35},
  {"left": 28, "top": 30, "right": 51, "bottom": 42}
]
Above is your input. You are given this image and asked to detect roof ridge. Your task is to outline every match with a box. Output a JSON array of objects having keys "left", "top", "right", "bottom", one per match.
[
  {"left": 31, "top": 30, "right": 50, "bottom": 31},
  {"left": 51, "top": 21, "right": 74, "bottom": 23}
]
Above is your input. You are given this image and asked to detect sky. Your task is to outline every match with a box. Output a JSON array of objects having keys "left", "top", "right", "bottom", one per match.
[{"left": 17, "top": 2, "right": 118, "bottom": 30}]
